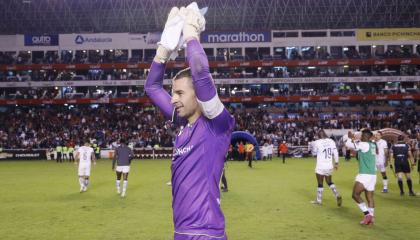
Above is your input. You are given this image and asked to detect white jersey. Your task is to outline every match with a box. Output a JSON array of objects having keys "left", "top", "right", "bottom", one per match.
[
  {"left": 261, "top": 145, "right": 268, "bottom": 157},
  {"left": 267, "top": 144, "right": 274, "bottom": 155},
  {"left": 375, "top": 139, "right": 388, "bottom": 163},
  {"left": 311, "top": 138, "right": 339, "bottom": 170},
  {"left": 77, "top": 146, "right": 94, "bottom": 165}
]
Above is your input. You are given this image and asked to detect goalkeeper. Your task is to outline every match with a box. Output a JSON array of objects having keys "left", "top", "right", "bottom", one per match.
[{"left": 145, "top": 3, "right": 235, "bottom": 240}]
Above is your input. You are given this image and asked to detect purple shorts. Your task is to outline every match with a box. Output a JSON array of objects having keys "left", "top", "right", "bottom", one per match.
[{"left": 174, "top": 232, "right": 227, "bottom": 240}]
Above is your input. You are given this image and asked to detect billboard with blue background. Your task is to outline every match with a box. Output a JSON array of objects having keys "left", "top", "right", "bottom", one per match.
[
  {"left": 24, "top": 35, "right": 59, "bottom": 46},
  {"left": 201, "top": 31, "right": 271, "bottom": 43}
]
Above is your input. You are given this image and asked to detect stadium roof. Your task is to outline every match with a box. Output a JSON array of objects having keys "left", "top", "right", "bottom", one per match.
[{"left": 1, "top": 0, "right": 419, "bottom": 34}]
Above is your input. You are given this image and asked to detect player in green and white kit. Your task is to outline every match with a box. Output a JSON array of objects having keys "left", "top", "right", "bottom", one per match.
[{"left": 346, "top": 129, "right": 377, "bottom": 226}]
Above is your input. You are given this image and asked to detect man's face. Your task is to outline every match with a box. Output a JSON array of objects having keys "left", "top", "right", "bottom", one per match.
[{"left": 171, "top": 76, "right": 200, "bottom": 120}]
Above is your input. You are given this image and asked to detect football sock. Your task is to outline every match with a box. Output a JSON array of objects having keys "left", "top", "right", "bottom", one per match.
[
  {"left": 357, "top": 202, "right": 369, "bottom": 215},
  {"left": 316, "top": 187, "right": 324, "bottom": 203},
  {"left": 383, "top": 179, "right": 388, "bottom": 190},
  {"left": 368, "top": 208, "right": 375, "bottom": 216},
  {"left": 123, "top": 180, "right": 128, "bottom": 193},
  {"left": 79, "top": 177, "right": 85, "bottom": 187},
  {"left": 407, "top": 179, "right": 413, "bottom": 193},
  {"left": 116, "top": 180, "right": 121, "bottom": 192},
  {"left": 398, "top": 179, "right": 404, "bottom": 193},
  {"left": 329, "top": 184, "right": 340, "bottom": 197}
]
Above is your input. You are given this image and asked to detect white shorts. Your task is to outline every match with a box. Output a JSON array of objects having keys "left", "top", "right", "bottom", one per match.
[
  {"left": 78, "top": 164, "right": 91, "bottom": 176},
  {"left": 355, "top": 174, "right": 377, "bottom": 191},
  {"left": 376, "top": 162, "right": 386, "bottom": 172},
  {"left": 116, "top": 166, "right": 130, "bottom": 173},
  {"left": 315, "top": 168, "right": 333, "bottom": 176}
]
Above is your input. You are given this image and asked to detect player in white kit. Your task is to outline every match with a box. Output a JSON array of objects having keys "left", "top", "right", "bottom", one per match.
[
  {"left": 374, "top": 131, "right": 389, "bottom": 193},
  {"left": 310, "top": 130, "right": 342, "bottom": 206},
  {"left": 75, "top": 139, "right": 96, "bottom": 192}
]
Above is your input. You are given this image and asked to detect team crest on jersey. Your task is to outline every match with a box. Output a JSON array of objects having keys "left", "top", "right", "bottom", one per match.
[{"left": 173, "top": 145, "right": 194, "bottom": 157}]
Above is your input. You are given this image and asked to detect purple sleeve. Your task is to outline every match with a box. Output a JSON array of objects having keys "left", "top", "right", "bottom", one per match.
[
  {"left": 186, "top": 40, "right": 235, "bottom": 134},
  {"left": 186, "top": 39, "right": 216, "bottom": 101},
  {"left": 145, "top": 61, "right": 174, "bottom": 120},
  {"left": 210, "top": 108, "right": 236, "bottom": 135}
]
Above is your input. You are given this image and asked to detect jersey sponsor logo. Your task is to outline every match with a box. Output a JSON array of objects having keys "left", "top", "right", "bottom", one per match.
[{"left": 173, "top": 145, "right": 194, "bottom": 157}]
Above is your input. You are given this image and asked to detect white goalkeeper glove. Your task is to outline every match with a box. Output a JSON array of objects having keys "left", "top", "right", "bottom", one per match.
[
  {"left": 155, "top": 7, "right": 183, "bottom": 63},
  {"left": 182, "top": 2, "right": 206, "bottom": 42},
  {"left": 154, "top": 45, "right": 171, "bottom": 64}
]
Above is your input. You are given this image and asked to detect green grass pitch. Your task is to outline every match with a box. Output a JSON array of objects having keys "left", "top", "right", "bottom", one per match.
[{"left": 0, "top": 157, "right": 419, "bottom": 240}]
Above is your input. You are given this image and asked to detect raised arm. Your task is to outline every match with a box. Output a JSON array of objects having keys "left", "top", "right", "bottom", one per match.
[
  {"left": 310, "top": 141, "right": 318, "bottom": 156},
  {"left": 345, "top": 139, "right": 369, "bottom": 152},
  {"left": 145, "top": 61, "right": 174, "bottom": 120},
  {"left": 185, "top": 39, "right": 234, "bottom": 134},
  {"left": 145, "top": 7, "right": 184, "bottom": 120}
]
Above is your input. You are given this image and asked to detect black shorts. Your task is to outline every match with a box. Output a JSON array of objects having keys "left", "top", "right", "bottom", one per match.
[
  {"left": 418, "top": 161, "right": 420, "bottom": 172},
  {"left": 395, "top": 162, "right": 411, "bottom": 173}
]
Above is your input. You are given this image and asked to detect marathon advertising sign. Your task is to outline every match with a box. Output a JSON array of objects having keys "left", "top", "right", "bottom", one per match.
[
  {"left": 0, "top": 150, "right": 47, "bottom": 160},
  {"left": 24, "top": 35, "right": 59, "bottom": 46},
  {"left": 201, "top": 31, "right": 271, "bottom": 43}
]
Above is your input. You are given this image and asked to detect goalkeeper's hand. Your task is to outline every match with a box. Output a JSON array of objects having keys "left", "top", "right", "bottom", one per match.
[
  {"left": 155, "top": 7, "right": 182, "bottom": 63},
  {"left": 182, "top": 5, "right": 206, "bottom": 42}
]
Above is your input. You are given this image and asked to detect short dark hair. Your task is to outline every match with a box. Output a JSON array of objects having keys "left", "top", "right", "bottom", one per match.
[
  {"left": 173, "top": 67, "right": 192, "bottom": 81},
  {"left": 317, "top": 129, "right": 327, "bottom": 138},
  {"left": 119, "top": 138, "right": 127, "bottom": 144},
  {"left": 83, "top": 138, "right": 90, "bottom": 144},
  {"left": 361, "top": 129, "right": 373, "bottom": 138},
  {"left": 398, "top": 135, "right": 405, "bottom": 141}
]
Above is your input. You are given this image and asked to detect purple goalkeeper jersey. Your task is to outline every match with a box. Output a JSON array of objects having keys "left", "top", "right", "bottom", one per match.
[
  {"left": 145, "top": 39, "right": 234, "bottom": 238},
  {"left": 172, "top": 111, "right": 233, "bottom": 237}
]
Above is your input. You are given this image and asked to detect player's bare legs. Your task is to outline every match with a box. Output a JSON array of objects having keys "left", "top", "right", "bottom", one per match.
[
  {"left": 380, "top": 171, "right": 388, "bottom": 193},
  {"left": 84, "top": 176, "right": 90, "bottom": 191},
  {"left": 121, "top": 172, "right": 129, "bottom": 197},
  {"left": 398, "top": 172, "right": 415, "bottom": 196},
  {"left": 364, "top": 191, "right": 375, "bottom": 223},
  {"left": 78, "top": 175, "right": 85, "bottom": 192},
  {"left": 352, "top": 182, "right": 373, "bottom": 225},
  {"left": 325, "top": 175, "right": 342, "bottom": 206},
  {"left": 79, "top": 175, "right": 89, "bottom": 192},
  {"left": 311, "top": 174, "right": 325, "bottom": 204},
  {"left": 116, "top": 171, "right": 122, "bottom": 194}
]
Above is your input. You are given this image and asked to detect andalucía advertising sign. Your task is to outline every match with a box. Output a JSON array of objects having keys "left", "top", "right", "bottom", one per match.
[{"left": 75, "top": 35, "right": 112, "bottom": 44}]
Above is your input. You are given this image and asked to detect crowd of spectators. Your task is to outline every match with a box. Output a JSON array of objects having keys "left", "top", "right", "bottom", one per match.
[
  {"left": 1, "top": 64, "right": 420, "bottom": 83},
  {"left": 1, "top": 104, "right": 418, "bottom": 150},
  {"left": 234, "top": 105, "right": 419, "bottom": 146},
  {"left": 1, "top": 44, "right": 419, "bottom": 65},
  {"left": 0, "top": 105, "right": 175, "bottom": 150},
  {"left": 1, "top": 81, "right": 418, "bottom": 100}
]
